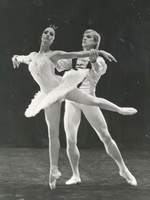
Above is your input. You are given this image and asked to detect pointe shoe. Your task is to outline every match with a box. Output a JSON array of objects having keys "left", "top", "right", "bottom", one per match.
[
  {"left": 49, "top": 169, "right": 62, "bottom": 190},
  {"left": 49, "top": 179, "right": 56, "bottom": 190},
  {"left": 119, "top": 108, "right": 137, "bottom": 115},
  {"left": 119, "top": 169, "right": 137, "bottom": 186},
  {"left": 66, "top": 176, "right": 81, "bottom": 185}
]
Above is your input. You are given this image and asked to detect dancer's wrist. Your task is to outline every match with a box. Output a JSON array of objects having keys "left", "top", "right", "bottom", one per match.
[{"left": 90, "top": 59, "right": 97, "bottom": 63}]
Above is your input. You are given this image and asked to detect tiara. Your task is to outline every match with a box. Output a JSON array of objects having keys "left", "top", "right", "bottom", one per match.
[{"left": 49, "top": 24, "right": 58, "bottom": 30}]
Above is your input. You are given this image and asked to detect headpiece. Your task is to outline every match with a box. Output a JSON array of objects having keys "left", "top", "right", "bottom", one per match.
[
  {"left": 49, "top": 24, "right": 58, "bottom": 30},
  {"left": 48, "top": 18, "right": 58, "bottom": 30}
]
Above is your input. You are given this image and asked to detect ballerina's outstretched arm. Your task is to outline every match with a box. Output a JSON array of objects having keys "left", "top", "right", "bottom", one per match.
[
  {"left": 98, "top": 50, "right": 117, "bottom": 62},
  {"left": 65, "top": 88, "right": 137, "bottom": 115},
  {"left": 12, "top": 52, "right": 36, "bottom": 68},
  {"left": 49, "top": 50, "right": 117, "bottom": 63}
]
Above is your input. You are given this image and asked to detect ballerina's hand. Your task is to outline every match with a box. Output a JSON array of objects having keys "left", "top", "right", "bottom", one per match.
[
  {"left": 89, "top": 49, "right": 99, "bottom": 63},
  {"left": 12, "top": 55, "right": 20, "bottom": 69},
  {"left": 99, "top": 50, "right": 117, "bottom": 62}
]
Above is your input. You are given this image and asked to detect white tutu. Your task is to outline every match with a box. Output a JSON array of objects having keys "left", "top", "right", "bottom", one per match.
[{"left": 25, "top": 69, "right": 89, "bottom": 117}]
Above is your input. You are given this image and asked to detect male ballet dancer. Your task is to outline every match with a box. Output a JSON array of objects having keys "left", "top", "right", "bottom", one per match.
[{"left": 62, "top": 29, "right": 137, "bottom": 186}]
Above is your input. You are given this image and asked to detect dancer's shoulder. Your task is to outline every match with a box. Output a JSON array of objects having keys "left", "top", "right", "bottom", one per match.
[{"left": 29, "top": 52, "right": 37, "bottom": 58}]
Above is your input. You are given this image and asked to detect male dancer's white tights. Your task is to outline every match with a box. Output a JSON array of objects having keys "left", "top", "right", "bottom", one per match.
[{"left": 64, "top": 102, "right": 137, "bottom": 186}]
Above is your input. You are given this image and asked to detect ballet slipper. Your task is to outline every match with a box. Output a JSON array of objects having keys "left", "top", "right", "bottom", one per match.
[
  {"left": 119, "top": 108, "right": 137, "bottom": 116},
  {"left": 49, "top": 169, "right": 62, "bottom": 190},
  {"left": 66, "top": 176, "right": 81, "bottom": 185},
  {"left": 119, "top": 168, "right": 137, "bottom": 186}
]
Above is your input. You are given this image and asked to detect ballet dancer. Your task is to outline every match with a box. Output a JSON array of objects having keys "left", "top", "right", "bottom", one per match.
[
  {"left": 62, "top": 29, "right": 137, "bottom": 186},
  {"left": 12, "top": 26, "right": 137, "bottom": 189}
]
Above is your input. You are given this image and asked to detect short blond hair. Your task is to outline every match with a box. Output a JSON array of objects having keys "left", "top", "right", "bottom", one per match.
[{"left": 84, "top": 29, "right": 101, "bottom": 49}]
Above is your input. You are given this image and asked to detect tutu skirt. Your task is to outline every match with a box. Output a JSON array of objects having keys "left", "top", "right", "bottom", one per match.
[{"left": 25, "top": 69, "right": 89, "bottom": 117}]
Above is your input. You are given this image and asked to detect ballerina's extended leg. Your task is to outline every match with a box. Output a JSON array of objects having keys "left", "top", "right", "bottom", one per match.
[
  {"left": 65, "top": 89, "right": 138, "bottom": 115},
  {"left": 31, "top": 88, "right": 138, "bottom": 117}
]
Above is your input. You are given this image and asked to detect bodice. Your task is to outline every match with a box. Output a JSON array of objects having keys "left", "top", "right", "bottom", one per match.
[{"left": 28, "top": 57, "right": 62, "bottom": 93}]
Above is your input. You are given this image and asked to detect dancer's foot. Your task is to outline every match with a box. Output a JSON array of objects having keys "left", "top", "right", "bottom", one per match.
[
  {"left": 49, "top": 169, "right": 62, "bottom": 190},
  {"left": 119, "top": 168, "right": 137, "bottom": 186},
  {"left": 118, "top": 108, "right": 137, "bottom": 115},
  {"left": 66, "top": 176, "right": 81, "bottom": 185}
]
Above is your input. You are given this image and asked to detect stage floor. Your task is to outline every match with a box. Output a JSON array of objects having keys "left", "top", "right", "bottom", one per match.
[{"left": 0, "top": 147, "right": 149, "bottom": 200}]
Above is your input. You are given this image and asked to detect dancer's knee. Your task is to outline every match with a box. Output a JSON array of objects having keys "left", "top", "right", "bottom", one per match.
[
  {"left": 100, "top": 129, "right": 112, "bottom": 145},
  {"left": 65, "top": 126, "right": 77, "bottom": 148},
  {"left": 67, "top": 136, "right": 77, "bottom": 149},
  {"left": 64, "top": 124, "right": 71, "bottom": 134},
  {"left": 48, "top": 127, "right": 59, "bottom": 141}
]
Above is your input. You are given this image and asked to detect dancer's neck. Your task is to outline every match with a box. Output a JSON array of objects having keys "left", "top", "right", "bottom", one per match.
[
  {"left": 83, "top": 47, "right": 92, "bottom": 51},
  {"left": 39, "top": 43, "right": 51, "bottom": 53}
]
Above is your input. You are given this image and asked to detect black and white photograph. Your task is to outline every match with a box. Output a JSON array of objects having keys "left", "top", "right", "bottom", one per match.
[{"left": 0, "top": 0, "right": 150, "bottom": 199}]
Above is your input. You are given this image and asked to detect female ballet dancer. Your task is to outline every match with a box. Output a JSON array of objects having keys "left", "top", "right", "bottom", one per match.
[
  {"left": 12, "top": 26, "right": 137, "bottom": 189},
  {"left": 63, "top": 29, "right": 137, "bottom": 187}
]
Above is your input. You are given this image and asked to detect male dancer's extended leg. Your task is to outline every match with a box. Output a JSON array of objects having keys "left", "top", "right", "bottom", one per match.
[
  {"left": 44, "top": 101, "right": 62, "bottom": 190},
  {"left": 64, "top": 101, "right": 81, "bottom": 185},
  {"left": 82, "top": 105, "right": 137, "bottom": 186}
]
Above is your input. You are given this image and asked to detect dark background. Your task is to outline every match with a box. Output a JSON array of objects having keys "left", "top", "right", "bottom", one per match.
[{"left": 0, "top": 0, "right": 150, "bottom": 150}]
